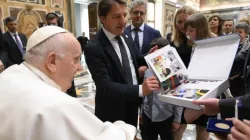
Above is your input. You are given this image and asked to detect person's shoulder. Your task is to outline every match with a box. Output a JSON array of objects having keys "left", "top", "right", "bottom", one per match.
[
  {"left": 84, "top": 40, "right": 103, "bottom": 55},
  {"left": 145, "top": 24, "right": 160, "bottom": 33},
  {"left": 2, "top": 32, "right": 9, "bottom": 37},
  {"left": 77, "top": 36, "right": 82, "bottom": 39},
  {"left": 125, "top": 25, "right": 131, "bottom": 31},
  {"left": 18, "top": 33, "right": 27, "bottom": 38},
  {"left": 85, "top": 40, "right": 101, "bottom": 49},
  {"left": 0, "top": 65, "right": 74, "bottom": 111}
]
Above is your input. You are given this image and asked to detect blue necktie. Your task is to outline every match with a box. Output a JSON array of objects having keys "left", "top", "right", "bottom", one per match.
[
  {"left": 115, "top": 36, "right": 133, "bottom": 85},
  {"left": 14, "top": 34, "right": 25, "bottom": 55},
  {"left": 133, "top": 28, "right": 140, "bottom": 53}
]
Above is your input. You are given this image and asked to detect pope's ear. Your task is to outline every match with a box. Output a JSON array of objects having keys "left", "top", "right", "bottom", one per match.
[{"left": 46, "top": 52, "right": 57, "bottom": 72}]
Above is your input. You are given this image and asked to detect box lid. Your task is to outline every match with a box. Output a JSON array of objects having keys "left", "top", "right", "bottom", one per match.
[{"left": 188, "top": 34, "right": 240, "bottom": 80}]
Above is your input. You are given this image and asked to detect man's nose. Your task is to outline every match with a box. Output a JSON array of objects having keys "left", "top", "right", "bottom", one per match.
[
  {"left": 77, "top": 64, "right": 83, "bottom": 71},
  {"left": 120, "top": 16, "right": 126, "bottom": 24},
  {"left": 181, "top": 23, "right": 184, "bottom": 28}
]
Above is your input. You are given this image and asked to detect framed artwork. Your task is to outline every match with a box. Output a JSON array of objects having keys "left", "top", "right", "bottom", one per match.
[
  {"left": 164, "top": 3, "right": 176, "bottom": 37},
  {"left": 51, "top": 0, "right": 63, "bottom": 8},
  {"left": 0, "top": 6, "right": 3, "bottom": 32},
  {"left": 9, "top": 7, "right": 45, "bottom": 38},
  {"left": 200, "top": 0, "right": 250, "bottom": 11},
  {"left": 8, "top": 0, "right": 45, "bottom": 5}
]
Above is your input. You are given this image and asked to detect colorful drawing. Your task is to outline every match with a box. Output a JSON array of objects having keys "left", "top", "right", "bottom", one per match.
[
  {"left": 166, "top": 88, "right": 209, "bottom": 99},
  {"left": 152, "top": 55, "right": 172, "bottom": 80}
]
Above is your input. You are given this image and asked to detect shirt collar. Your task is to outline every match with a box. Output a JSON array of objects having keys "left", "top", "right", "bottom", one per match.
[
  {"left": 103, "top": 27, "right": 117, "bottom": 41},
  {"left": 131, "top": 23, "right": 144, "bottom": 32},
  {"left": 8, "top": 31, "right": 18, "bottom": 36},
  {"left": 23, "top": 62, "right": 62, "bottom": 91},
  {"left": 223, "top": 32, "right": 232, "bottom": 35}
]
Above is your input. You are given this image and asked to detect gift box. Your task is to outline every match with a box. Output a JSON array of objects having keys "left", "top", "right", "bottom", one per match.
[
  {"left": 145, "top": 34, "right": 240, "bottom": 110},
  {"left": 206, "top": 118, "right": 233, "bottom": 134}
]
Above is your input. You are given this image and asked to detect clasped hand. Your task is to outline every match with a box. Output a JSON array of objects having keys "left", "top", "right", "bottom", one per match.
[{"left": 142, "top": 76, "right": 160, "bottom": 96}]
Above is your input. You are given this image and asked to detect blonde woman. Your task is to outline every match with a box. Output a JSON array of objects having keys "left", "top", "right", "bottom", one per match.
[{"left": 170, "top": 5, "right": 196, "bottom": 140}]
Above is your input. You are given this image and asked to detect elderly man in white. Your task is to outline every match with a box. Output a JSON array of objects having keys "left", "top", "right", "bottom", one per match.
[{"left": 0, "top": 26, "right": 136, "bottom": 140}]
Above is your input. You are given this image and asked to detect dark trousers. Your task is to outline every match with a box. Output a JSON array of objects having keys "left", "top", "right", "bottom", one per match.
[{"left": 143, "top": 112, "right": 174, "bottom": 140}]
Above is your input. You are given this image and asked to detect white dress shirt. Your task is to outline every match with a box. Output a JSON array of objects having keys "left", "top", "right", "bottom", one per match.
[
  {"left": 103, "top": 27, "right": 143, "bottom": 97},
  {"left": 9, "top": 31, "right": 24, "bottom": 48},
  {"left": 0, "top": 63, "right": 136, "bottom": 140},
  {"left": 130, "top": 23, "right": 144, "bottom": 51}
]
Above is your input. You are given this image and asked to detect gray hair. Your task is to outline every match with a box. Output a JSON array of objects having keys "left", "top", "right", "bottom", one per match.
[
  {"left": 235, "top": 22, "right": 249, "bottom": 33},
  {"left": 24, "top": 33, "right": 74, "bottom": 64},
  {"left": 129, "top": 0, "right": 147, "bottom": 12}
]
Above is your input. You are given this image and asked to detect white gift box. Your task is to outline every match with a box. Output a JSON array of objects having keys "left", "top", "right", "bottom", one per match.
[{"left": 155, "top": 34, "right": 240, "bottom": 110}]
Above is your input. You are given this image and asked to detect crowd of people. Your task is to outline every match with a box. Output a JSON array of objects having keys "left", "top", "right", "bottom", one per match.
[{"left": 0, "top": 0, "right": 250, "bottom": 140}]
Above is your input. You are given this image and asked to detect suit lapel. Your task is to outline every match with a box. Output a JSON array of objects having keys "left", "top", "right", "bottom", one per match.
[
  {"left": 122, "top": 34, "right": 139, "bottom": 78},
  {"left": 122, "top": 34, "right": 137, "bottom": 64},
  {"left": 7, "top": 32, "right": 17, "bottom": 45},
  {"left": 98, "top": 29, "right": 126, "bottom": 82},
  {"left": 142, "top": 24, "right": 148, "bottom": 53},
  {"left": 244, "top": 51, "right": 250, "bottom": 82}
]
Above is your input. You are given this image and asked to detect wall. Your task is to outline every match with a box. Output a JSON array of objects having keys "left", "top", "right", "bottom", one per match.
[
  {"left": 74, "top": 3, "right": 89, "bottom": 38},
  {"left": 155, "top": 0, "right": 164, "bottom": 35},
  {"left": 0, "top": 0, "right": 71, "bottom": 38},
  {"left": 80, "top": 4, "right": 89, "bottom": 39},
  {"left": 75, "top": 3, "right": 81, "bottom": 37}
]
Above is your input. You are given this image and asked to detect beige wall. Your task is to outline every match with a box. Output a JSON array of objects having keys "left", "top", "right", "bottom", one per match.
[{"left": 0, "top": 0, "right": 73, "bottom": 38}]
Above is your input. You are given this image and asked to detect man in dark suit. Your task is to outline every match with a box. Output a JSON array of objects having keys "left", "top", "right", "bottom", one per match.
[
  {"left": 77, "top": 32, "right": 89, "bottom": 51},
  {"left": 3, "top": 17, "right": 27, "bottom": 65},
  {"left": 125, "top": 0, "right": 161, "bottom": 77},
  {"left": 84, "top": 0, "right": 159, "bottom": 127},
  {"left": 0, "top": 28, "right": 8, "bottom": 72}
]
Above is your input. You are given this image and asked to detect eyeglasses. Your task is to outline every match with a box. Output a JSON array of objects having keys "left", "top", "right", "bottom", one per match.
[{"left": 131, "top": 11, "right": 145, "bottom": 16}]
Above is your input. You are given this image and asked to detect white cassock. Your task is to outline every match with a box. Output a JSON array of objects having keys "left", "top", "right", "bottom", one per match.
[{"left": 0, "top": 62, "right": 136, "bottom": 140}]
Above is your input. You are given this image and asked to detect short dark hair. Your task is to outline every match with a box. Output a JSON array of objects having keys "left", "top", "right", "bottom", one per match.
[
  {"left": 223, "top": 19, "right": 234, "bottom": 25},
  {"left": 235, "top": 22, "right": 249, "bottom": 33},
  {"left": 4, "top": 17, "right": 16, "bottom": 25},
  {"left": 46, "top": 13, "right": 58, "bottom": 20},
  {"left": 150, "top": 37, "right": 169, "bottom": 49},
  {"left": 98, "top": 0, "right": 126, "bottom": 17}
]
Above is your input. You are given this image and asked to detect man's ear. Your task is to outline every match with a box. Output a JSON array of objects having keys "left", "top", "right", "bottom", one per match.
[
  {"left": 46, "top": 52, "right": 57, "bottom": 73},
  {"left": 99, "top": 16, "right": 106, "bottom": 24}
]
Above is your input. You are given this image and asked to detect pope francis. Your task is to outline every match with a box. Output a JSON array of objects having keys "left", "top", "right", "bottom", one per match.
[{"left": 0, "top": 26, "right": 136, "bottom": 140}]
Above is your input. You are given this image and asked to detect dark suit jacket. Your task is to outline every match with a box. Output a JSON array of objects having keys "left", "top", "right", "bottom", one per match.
[
  {"left": 3, "top": 32, "right": 27, "bottom": 65},
  {"left": 0, "top": 29, "right": 8, "bottom": 67},
  {"left": 84, "top": 29, "right": 142, "bottom": 126},
  {"left": 125, "top": 24, "right": 161, "bottom": 55},
  {"left": 220, "top": 48, "right": 250, "bottom": 120},
  {"left": 77, "top": 36, "right": 89, "bottom": 51}
]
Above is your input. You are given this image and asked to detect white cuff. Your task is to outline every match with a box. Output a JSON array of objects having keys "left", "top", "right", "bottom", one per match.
[{"left": 139, "top": 85, "right": 143, "bottom": 97}]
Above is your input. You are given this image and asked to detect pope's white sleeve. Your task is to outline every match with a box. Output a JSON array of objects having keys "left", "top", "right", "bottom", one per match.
[{"left": 29, "top": 98, "right": 136, "bottom": 140}]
